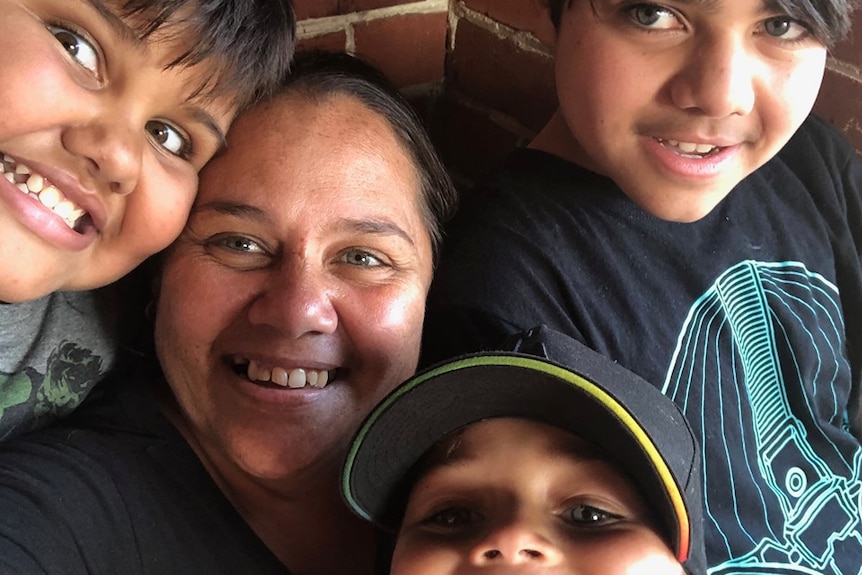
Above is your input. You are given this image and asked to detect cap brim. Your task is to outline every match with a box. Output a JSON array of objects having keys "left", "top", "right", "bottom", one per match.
[{"left": 342, "top": 350, "right": 696, "bottom": 563}]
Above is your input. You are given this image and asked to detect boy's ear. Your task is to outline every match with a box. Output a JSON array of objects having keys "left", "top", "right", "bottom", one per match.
[{"left": 531, "top": 0, "right": 558, "bottom": 48}]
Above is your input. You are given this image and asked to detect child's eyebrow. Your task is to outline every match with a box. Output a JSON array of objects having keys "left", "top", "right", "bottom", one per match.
[
  {"left": 189, "top": 108, "right": 228, "bottom": 153},
  {"left": 78, "top": 0, "right": 142, "bottom": 46}
]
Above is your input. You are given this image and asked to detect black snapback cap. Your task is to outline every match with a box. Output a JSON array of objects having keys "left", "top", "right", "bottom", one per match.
[{"left": 342, "top": 325, "right": 706, "bottom": 574}]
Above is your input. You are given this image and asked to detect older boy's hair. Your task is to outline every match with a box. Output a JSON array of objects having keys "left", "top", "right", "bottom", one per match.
[
  {"left": 116, "top": 0, "right": 296, "bottom": 107},
  {"left": 546, "top": 0, "right": 855, "bottom": 47}
]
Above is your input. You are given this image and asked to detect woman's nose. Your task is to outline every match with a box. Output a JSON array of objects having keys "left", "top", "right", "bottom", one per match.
[
  {"left": 669, "top": 37, "right": 756, "bottom": 118},
  {"left": 469, "top": 522, "right": 563, "bottom": 567},
  {"left": 61, "top": 111, "right": 143, "bottom": 196},
  {"left": 246, "top": 261, "right": 338, "bottom": 338}
]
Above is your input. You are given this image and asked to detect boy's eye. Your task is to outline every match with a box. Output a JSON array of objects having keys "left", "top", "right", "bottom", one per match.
[
  {"left": 564, "top": 504, "right": 623, "bottom": 527},
  {"left": 146, "top": 120, "right": 191, "bottom": 158},
  {"left": 425, "top": 507, "right": 481, "bottom": 528},
  {"left": 628, "top": 4, "right": 680, "bottom": 29},
  {"left": 49, "top": 25, "right": 99, "bottom": 73},
  {"left": 762, "top": 17, "right": 809, "bottom": 41}
]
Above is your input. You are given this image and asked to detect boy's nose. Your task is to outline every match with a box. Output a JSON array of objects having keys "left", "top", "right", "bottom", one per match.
[
  {"left": 246, "top": 260, "right": 338, "bottom": 339},
  {"left": 62, "top": 114, "right": 143, "bottom": 196},
  {"left": 670, "top": 37, "right": 756, "bottom": 118},
  {"left": 469, "top": 522, "right": 563, "bottom": 567}
]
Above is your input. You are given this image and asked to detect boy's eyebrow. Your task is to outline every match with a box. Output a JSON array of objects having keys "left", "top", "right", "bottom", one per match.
[
  {"left": 189, "top": 108, "right": 228, "bottom": 153},
  {"left": 79, "top": 0, "right": 142, "bottom": 45}
]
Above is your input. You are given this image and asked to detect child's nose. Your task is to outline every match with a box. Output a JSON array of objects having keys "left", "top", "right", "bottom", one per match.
[
  {"left": 669, "top": 37, "right": 757, "bottom": 118},
  {"left": 469, "top": 521, "right": 563, "bottom": 566},
  {"left": 62, "top": 112, "right": 143, "bottom": 196}
]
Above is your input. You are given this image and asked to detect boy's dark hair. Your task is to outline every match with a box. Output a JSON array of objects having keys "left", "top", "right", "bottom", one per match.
[
  {"left": 546, "top": 0, "right": 854, "bottom": 47},
  {"left": 279, "top": 51, "right": 458, "bottom": 265},
  {"left": 116, "top": 0, "right": 296, "bottom": 107}
]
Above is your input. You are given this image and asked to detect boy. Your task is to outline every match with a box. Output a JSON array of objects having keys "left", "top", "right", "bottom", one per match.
[
  {"left": 343, "top": 325, "right": 707, "bottom": 574},
  {"left": 422, "top": 0, "right": 862, "bottom": 572},
  {"left": 0, "top": 0, "right": 296, "bottom": 439}
]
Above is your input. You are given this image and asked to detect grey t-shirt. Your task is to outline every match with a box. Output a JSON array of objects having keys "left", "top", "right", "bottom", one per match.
[{"left": 0, "top": 290, "right": 117, "bottom": 440}]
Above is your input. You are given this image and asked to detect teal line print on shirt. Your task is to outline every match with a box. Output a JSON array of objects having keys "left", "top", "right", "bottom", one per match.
[{"left": 663, "top": 260, "right": 862, "bottom": 575}]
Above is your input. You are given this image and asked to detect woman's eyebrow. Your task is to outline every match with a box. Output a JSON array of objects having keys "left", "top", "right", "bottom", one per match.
[
  {"left": 193, "top": 200, "right": 268, "bottom": 220},
  {"left": 338, "top": 218, "right": 416, "bottom": 246}
]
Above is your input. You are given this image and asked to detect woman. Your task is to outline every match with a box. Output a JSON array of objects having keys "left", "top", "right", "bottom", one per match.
[{"left": 0, "top": 52, "right": 457, "bottom": 575}]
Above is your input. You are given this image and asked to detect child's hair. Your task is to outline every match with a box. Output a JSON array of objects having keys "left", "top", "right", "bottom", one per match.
[
  {"left": 112, "top": 0, "right": 296, "bottom": 107},
  {"left": 343, "top": 324, "right": 708, "bottom": 574},
  {"left": 277, "top": 51, "right": 458, "bottom": 265},
  {"left": 546, "top": 0, "right": 855, "bottom": 47}
]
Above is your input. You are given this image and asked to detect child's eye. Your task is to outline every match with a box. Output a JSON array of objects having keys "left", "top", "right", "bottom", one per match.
[
  {"left": 339, "top": 249, "right": 385, "bottom": 267},
  {"left": 424, "top": 506, "right": 482, "bottom": 529},
  {"left": 146, "top": 120, "right": 192, "bottom": 158},
  {"left": 48, "top": 25, "right": 99, "bottom": 74},
  {"left": 762, "top": 17, "right": 810, "bottom": 41},
  {"left": 627, "top": 3, "right": 681, "bottom": 29},
  {"left": 563, "top": 504, "right": 623, "bottom": 527}
]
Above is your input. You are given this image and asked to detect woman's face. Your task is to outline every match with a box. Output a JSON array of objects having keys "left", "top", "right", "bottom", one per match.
[{"left": 154, "top": 92, "right": 434, "bottom": 483}]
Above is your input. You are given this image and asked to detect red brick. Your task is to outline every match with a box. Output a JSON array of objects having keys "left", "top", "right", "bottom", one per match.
[
  {"left": 829, "top": 11, "right": 861, "bottom": 65},
  {"left": 461, "top": 0, "right": 549, "bottom": 35},
  {"left": 449, "top": 19, "right": 556, "bottom": 131},
  {"left": 814, "top": 71, "right": 862, "bottom": 154},
  {"left": 347, "top": 0, "right": 417, "bottom": 10},
  {"left": 297, "top": 31, "right": 348, "bottom": 53},
  {"left": 354, "top": 13, "right": 448, "bottom": 88},
  {"left": 294, "top": 0, "right": 342, "bottom": 20}
]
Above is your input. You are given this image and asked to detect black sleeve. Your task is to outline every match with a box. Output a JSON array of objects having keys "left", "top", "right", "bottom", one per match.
[{"left": 0, "top": 436, "right": 137, "bottom": 574}]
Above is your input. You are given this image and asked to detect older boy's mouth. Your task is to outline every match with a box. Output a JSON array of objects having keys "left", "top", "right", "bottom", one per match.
[
  {"left": 657, "top": 138, "right": 721, "bottom": 157},
  {"left": 1, "top": 154, "right": 89, "bottom": 232}
]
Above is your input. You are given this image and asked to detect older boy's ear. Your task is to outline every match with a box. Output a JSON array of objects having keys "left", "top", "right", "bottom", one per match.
[{"left": 531, "top": 0, "right": 557, "bottom": 48}]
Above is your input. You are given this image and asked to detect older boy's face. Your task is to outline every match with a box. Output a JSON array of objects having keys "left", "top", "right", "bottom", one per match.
[
  {"left": 0, "top": 0, "right": 234, "bottom": 302},
  {"left": 541, "top": 0, "right": 827, "bottom": 222},
  {"left": 392, "top": 418, "right": 684, "bottom": 574}
]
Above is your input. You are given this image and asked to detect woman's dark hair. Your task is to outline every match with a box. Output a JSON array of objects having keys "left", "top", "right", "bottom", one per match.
[
  {"left": 113, "top": 0, "right": 296, "bottom": 107},
  {"left": 275, "top": 50, "right": 458, "bottom": 266},
  {"left": 547, "top": 0, "right": 855, "bottom": 47}
]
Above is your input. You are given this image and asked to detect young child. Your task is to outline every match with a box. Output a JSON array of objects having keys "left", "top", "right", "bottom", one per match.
[
  {"left": 0, "top": 0, "right": 296, "bottom": 439},
  {"left": 421, "top": 0, "right": 862, "bottom": 572},
  {"left": 343, "top": 325, "right": 707, "bottom": 574}
]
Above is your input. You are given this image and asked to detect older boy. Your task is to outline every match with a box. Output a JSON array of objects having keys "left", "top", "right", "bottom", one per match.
[
  {"left": 422, "top": 0, "right": 862, "bottom": 572},
  {"left": 345, "top": 325, "right": 707, "bottom": 574},
  {"left": 0, "top": 0, "right": 295, "bottom": 439}
]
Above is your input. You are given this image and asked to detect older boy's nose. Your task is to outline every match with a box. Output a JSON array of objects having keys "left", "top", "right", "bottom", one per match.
[
  {"left": 670, "top": 38, "right": 756, "bottom": 118},
  {"left": 469, "top": 522, "right": 563, "bottom": 567},
  {"left": 62, "top": 115, "right": 142, "bottom": 196},
  {"left": 246, "top": 261, "right": 338, "bottom": 339}
]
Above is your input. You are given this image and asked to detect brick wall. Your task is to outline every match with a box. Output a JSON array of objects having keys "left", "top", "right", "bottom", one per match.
[{"left": 294, "top": 0, "right": 862, "bottom": 184}]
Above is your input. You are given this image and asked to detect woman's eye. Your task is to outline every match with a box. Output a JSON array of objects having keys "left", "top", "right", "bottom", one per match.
[
  {"left": 340, "top": 249, "right": 384, "bottom": 267},
  {"left": 425, "top": 507, "right": 481, "bottom": 529},
  {"left": 215, "top": 235, "right": 266, "bottom": 254},
  {"left": 49, "top": 25, "right": 99, "bottom": 73},
  {"left": 762, "top": 17, "right": 809, "bottom": 41},
  {"left": 146, "top": 120, "right": 191, "bottom": 158},
  {"left": 627, "top": 4, "right": 680, "bottom": 29},
  {"left": 564, "top": 504, "right": 623, "bottom": 527}
]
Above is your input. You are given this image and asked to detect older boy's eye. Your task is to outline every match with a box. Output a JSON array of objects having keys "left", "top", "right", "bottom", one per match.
[
  {"left": 425, "top": 507, "right": 481, "bottom": 528},
  {"left": 762, "top": 17, "right": 809, "bottom": 41},
  {"left": 49, "top": 25, "right": 99, "bottom": 73},
  {"left": 564, "top": 504, "right": 623, "bottom": 527},
  {"left": 628, "top": 4, "right": 680, "bottom": 29},
  {"left": 146, "top": 120, "right": 191, "bottom": 158}
]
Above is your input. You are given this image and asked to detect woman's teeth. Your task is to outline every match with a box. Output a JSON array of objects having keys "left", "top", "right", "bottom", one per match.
[
  {"left": 243, "top": 359, "right": 331, "bottom": 389},
  {"left": 1, "top": 155, "right": 87, "bottom": 230}
]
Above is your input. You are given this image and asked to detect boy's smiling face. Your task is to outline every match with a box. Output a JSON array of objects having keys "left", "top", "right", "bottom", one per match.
[
  {"left": 392, "top": 418, "right": 684, "bottom": 574},
  {"left": 0, "top": 0, "right": 235, "bottom": 302},
  {"left": 534, "top": 0, "right": 827, "bottom": 222}
]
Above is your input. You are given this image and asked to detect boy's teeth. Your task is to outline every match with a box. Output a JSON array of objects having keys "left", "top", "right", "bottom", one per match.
[
  {"left": 665, "top": 139, "right": 717, "bottom": 154},
  {"left": 244, "top": 359, "right": 331, "bottom": 389},
  {"left": 1, "top": 154, "right": 88, "bottom": 231}
]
